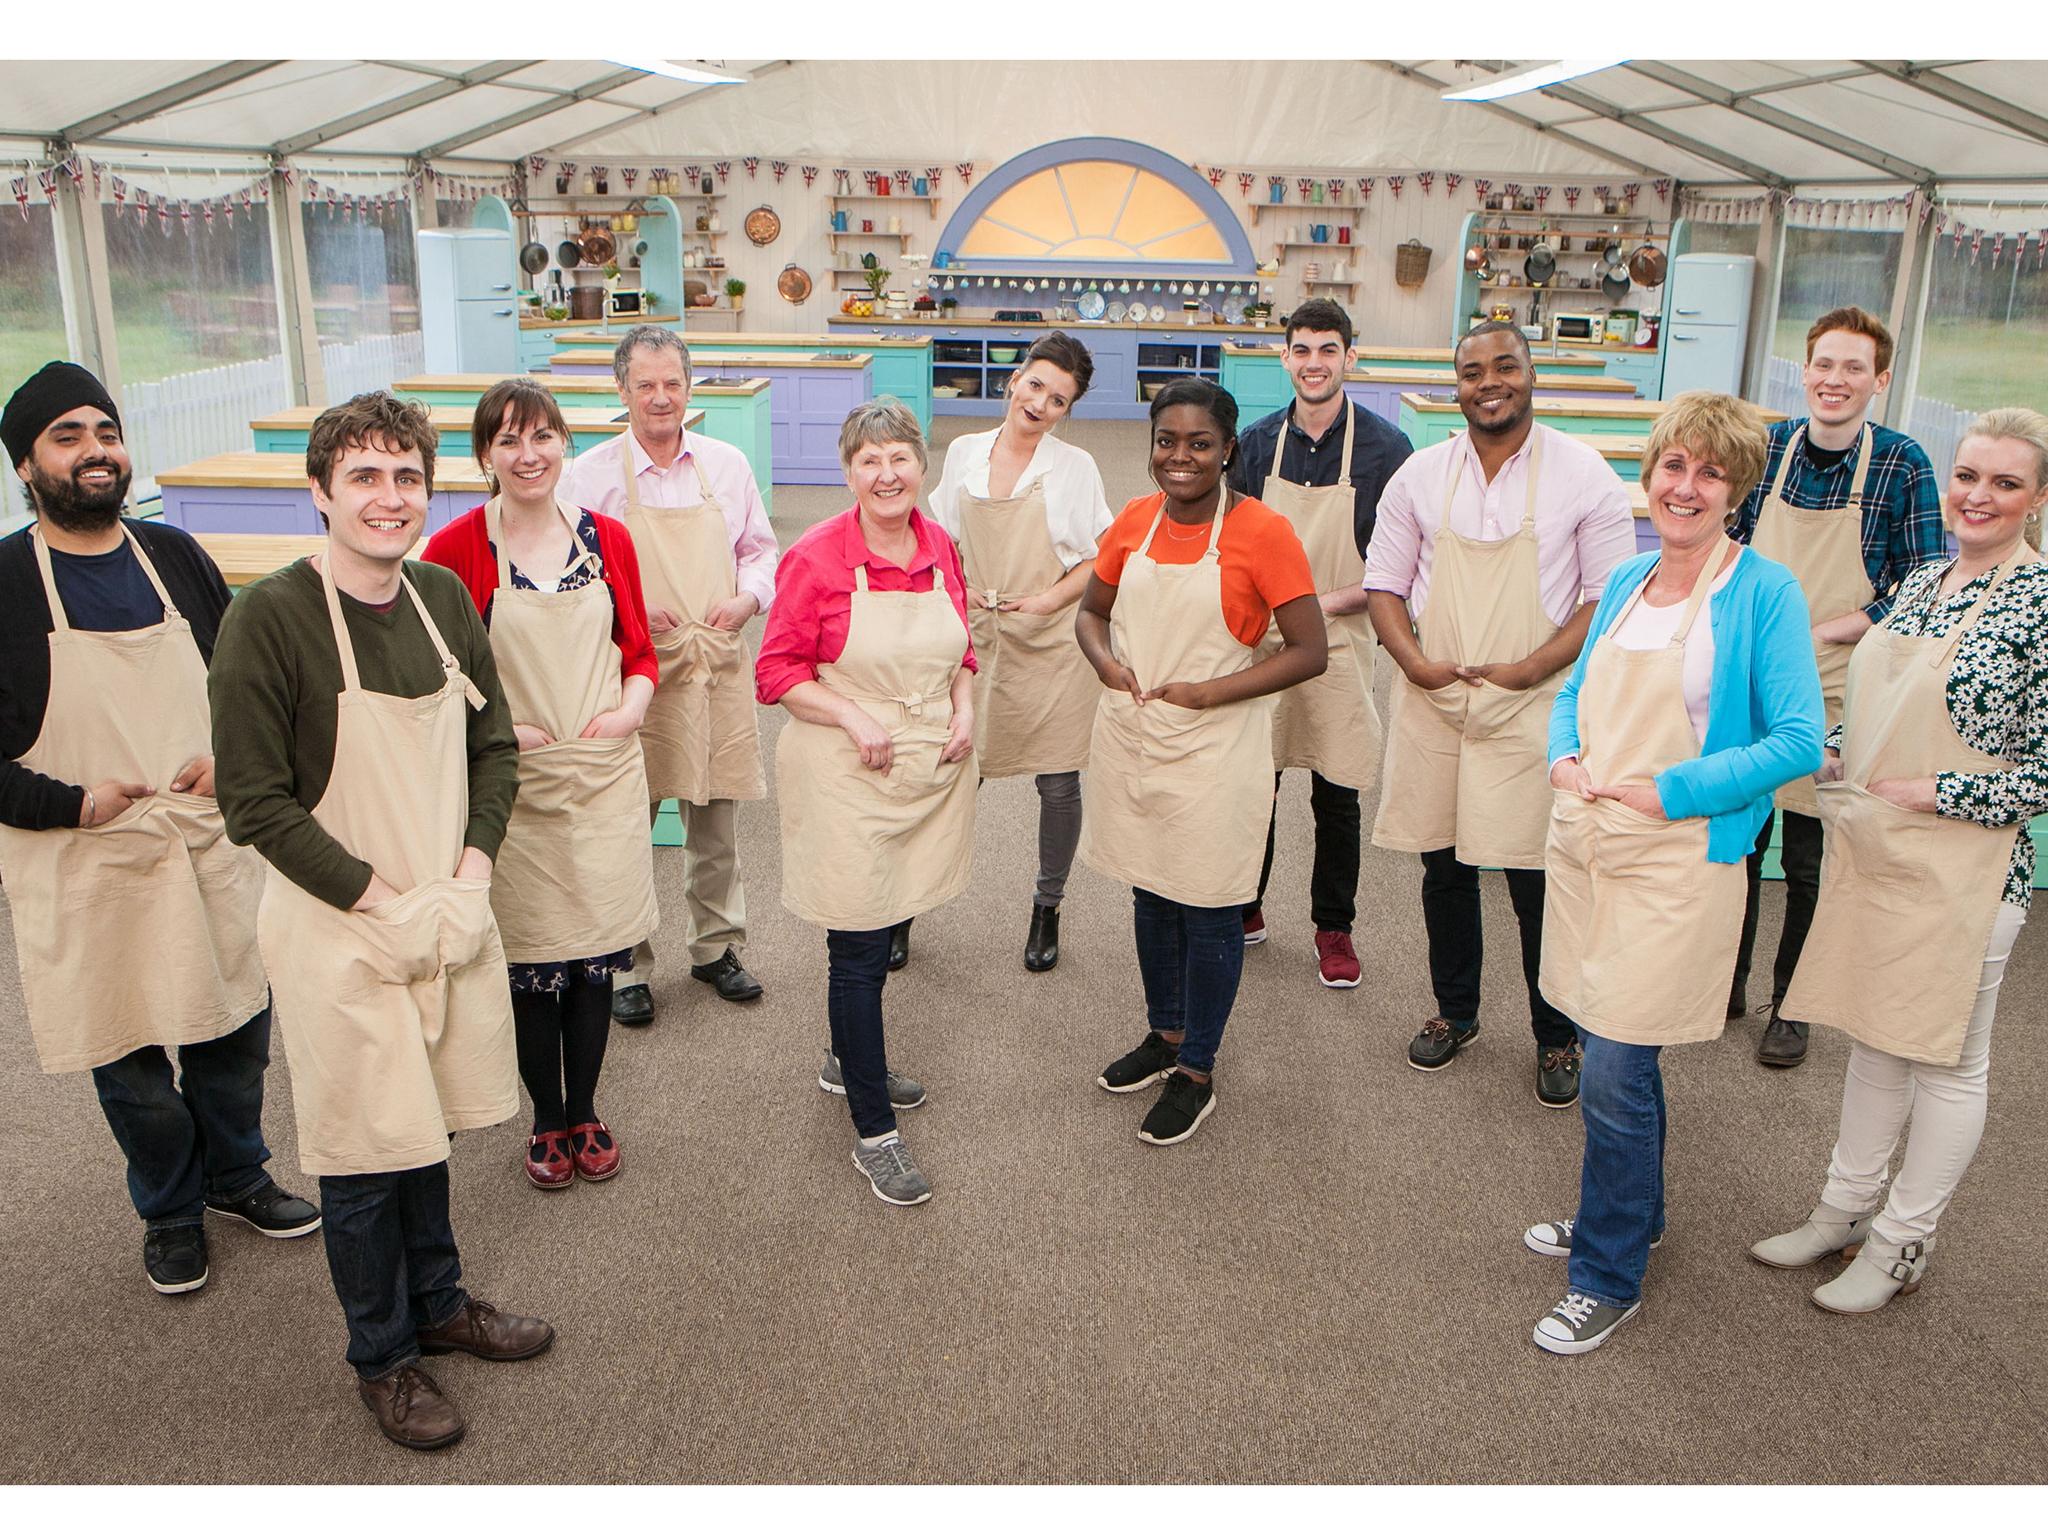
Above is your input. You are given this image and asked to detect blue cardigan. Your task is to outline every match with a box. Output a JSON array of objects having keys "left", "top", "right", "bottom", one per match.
[{"left": 1548, "top": 547, "right": 1825, "bottom": 863}]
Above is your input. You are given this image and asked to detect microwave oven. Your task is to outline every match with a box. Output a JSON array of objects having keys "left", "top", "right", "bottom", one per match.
[
  {"left": 607, "top": 288, "right": 644, "bottom": 317},
  {"left": 1551, "top": 311, "right": 1604, "bottom": 344}
]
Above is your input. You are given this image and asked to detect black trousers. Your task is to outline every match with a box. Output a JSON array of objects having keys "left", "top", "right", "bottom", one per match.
[
  {"left": 1248, "top": 771, "right": 1361, "bottom": 932},
  {"left": 1418, "top": 846, "right": 1575, "bottom": 1048},
  {"left": 1732, "top": 808, "right": 1823, "bottom": 1018}
]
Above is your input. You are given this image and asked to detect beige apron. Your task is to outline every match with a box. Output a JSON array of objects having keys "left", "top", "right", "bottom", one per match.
[
  {"left": 1079, "top": 495, "right": 1275, "bottom": 907},
  {"left": 0, "top": 527, "right": 268, "bottom": 1074},
  {"left": 618, "top": 444, "right": 765, "bottom": 805},
  {"left": 1781, "top": 555, "right": 2034, "bottom": 1066},
  {"left": 1749, "top": 424, "right": 1878, "bottom": 817},
  {"left": 776, "top": 559, "right": 977, "bottom": 929},
  {"left": 1257, "top": 406, "right": 1382, "bottom": 791},
  {"left": 1371, "top": 433, "right": 1560, "bottom": 868},
  {"left": 480, "top": 497, "right": 659, "bottom": 964},
  {"left": 257, "top": 558, "right": 517, "bottom": 1177},
  {"left": 958, "top": 470, "right": 1098, "bottom": 778},
  {"left": 1540, "top": 541, "right": 1748, "bottom": 1046}
]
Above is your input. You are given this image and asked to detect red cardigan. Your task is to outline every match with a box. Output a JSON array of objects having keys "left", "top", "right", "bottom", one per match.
[{"left": 422, "top": 504, "right": 658, "bottom": 687}]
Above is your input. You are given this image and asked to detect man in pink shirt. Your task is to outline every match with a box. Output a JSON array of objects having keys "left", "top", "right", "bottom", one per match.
[
  {"left": 1363, "top": 324, "right": 1636, "bottom": 1108},
  {"left": 563, "top": 327, "right": 779, "bottom": 1025}
]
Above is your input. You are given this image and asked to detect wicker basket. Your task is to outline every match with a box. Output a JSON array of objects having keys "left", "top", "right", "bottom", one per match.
[{"left": 1394, "top": 239, "right": 1434, "bottom": 287}]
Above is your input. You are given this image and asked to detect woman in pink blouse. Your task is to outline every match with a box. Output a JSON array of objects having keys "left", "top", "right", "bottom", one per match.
[{"left": 755, "top": 399, "right": 978, "bottom": 1207}]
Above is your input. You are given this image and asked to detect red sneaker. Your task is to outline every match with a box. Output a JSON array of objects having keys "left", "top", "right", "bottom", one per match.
[
  {"left": 1315, "top": 929, "right": 1361, "bottom": 989},
  {"left": 1242, "top": 907, "right": 1267, "bottom": 946},
  {"left": 568, "top": 1121, "right": 622, "bottom": 1182},
  {"left": 524, "top": 1130, "right": 574, "bottom": 1190}
]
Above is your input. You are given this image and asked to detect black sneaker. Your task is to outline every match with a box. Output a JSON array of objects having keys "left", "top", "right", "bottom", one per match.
[
  {"left": 1522, "top": 1216, "right": 1664, "bottom": 1258},
  {"left": 1407, "top": 1015, "right": 1479, "bottom": 1071},
  {"left": 1097, "top": 1031, "right": 1178, "bottom": 1094},
  {"left": 1536, "top": 1043, "right": 1582, "bottom": 1108},
  {"left": 1533, "top": 1291, "right": 1642, "bottom": 1355},
  {"left": 1137, "top": 1072, "right": 1215, "bottom": 1146},
  {"left": 205, "top": 1178, "right": 322, "bottom": 1238},
  {"left": 144, "top": 1225, "right": 209, "bottom": 1295}
]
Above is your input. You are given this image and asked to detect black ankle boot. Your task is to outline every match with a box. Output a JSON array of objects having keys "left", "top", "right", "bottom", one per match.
[
  {"left": 887, "top": 918, "right": 912, "bottom": 972},
  {"left": 1025, "top": 903, "right": 1060, "bottom": 972}
]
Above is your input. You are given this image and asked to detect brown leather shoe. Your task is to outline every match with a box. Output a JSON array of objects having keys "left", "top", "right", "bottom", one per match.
[
  {"left": 416, "top": 1296, "right": 556, "bottom": 1362},
  {"left": 357, "top": 1364, "right": 465, "bottom": 1451}
]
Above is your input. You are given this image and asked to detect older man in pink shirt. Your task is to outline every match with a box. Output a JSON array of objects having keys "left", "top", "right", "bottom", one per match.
[
  {"left": 1363, "top": 323, "right": 1636, "bottom": 1108},
  {"left": 564, "top": 326, "right": 778, "bottom": 1025}
]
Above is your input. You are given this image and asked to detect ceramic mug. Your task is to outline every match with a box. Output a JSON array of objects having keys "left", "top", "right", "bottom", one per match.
[
  {"left": 1337, "top": 226, "right": 1351, "bottom": 244},
  {"left": 913, "top": 177, "right": 929, "bottom": 196}
]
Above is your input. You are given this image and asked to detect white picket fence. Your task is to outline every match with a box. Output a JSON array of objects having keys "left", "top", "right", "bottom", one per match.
[{"left": 1, "top": 330, "right": 425, "bottom": 532}]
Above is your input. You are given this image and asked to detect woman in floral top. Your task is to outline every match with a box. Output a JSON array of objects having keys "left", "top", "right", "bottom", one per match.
[{"left": 1753, "top": 408, "right": 2048, "bottom": 1312}]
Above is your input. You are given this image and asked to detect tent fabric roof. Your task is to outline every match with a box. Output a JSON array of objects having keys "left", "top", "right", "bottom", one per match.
[{"left": 2, "top": 59, "right": 2044, "bottom": 191}]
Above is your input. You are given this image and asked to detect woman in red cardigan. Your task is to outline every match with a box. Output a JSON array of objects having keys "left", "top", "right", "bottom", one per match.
[{"left": 423, "top": 379, "right": 659, "bottom": 1190}]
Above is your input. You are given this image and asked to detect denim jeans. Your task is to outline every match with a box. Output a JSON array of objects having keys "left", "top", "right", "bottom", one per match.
[
  {"left": 89, "top": 1005, "right": 275, "bottom": 1232},
  {"left": 318, "top": 1161, "right": 469, "bottom": 1380},
  {"left": 1568, "top": 1027, "right": 1667, "bottom": 1308},
  {"left": 1418, "top": 848, "right": 1575, "bottom": 1048},
  {"left": 826, "top": 926, "right": 896, "bottom": 1139},
  {"left": 1250, "top": 771, "right": 1362, "bottom": 932},
  {"left": 1132, "top": 887, "right": 1244, "bottom": 1074}
]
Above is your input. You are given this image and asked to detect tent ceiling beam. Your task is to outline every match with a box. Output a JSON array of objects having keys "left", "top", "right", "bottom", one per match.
[
  {"left": 536, "top": 60, "right": 792, "bottom": 157},
  {"left": 1857, "top": 60, "right": 2048, "bottom": 150},
  {"left": 1371, "top": 61, "right": 1666, "bottom": 177},
  {"left": 1623, "top": 61, "right": 1936, "bottom": 183},
  {"left": 274, "top": 60, "right": 541, "bottom": 154},
  {"left": 1539, "top": 81, "right": 1791, "bottom": 188},
  {"left": 417, "top": 67, "right": 646, "bottom": 158},
  {"left": 62, "top": 60, "right": 288, "bottom": 143}
]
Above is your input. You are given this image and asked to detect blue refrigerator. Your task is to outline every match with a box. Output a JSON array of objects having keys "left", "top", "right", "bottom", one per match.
[
  {"left": 418, "top": 229, "right": 518, "bottom": 374},
  {"left": 1660, "top": 254, "right": 1756, "bottom": 397}
]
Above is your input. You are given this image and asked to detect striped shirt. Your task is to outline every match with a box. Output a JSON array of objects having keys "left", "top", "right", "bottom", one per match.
[{"left": 1729, "top": 418, "right": 1944, "bottom": 622}]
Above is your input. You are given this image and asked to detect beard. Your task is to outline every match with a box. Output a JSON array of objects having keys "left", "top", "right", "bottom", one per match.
[{"left": 24, "top": 456, "right": 131, "bottom": 533}]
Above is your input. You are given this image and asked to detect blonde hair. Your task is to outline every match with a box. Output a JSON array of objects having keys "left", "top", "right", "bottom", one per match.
[
  {"left": 837, "top": 396, "right": 927, "bottom": 471},
  {"left": 1641, "top": 391, "right": 1772, "bottom": 512},
  {"left": 1958, "top": 407, "right": 2048, "bottom": 550}
]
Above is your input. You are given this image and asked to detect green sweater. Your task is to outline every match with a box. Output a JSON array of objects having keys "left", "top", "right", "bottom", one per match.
[{"left": 210, "top": 558, "right": 519, "bottom": 910}]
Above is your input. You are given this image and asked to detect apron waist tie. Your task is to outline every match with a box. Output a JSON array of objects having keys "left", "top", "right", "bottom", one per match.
[{"left": 844, "top": 687, "right": 951, "bottom": 720}]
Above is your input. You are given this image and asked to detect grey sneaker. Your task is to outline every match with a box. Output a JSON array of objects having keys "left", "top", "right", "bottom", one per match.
[
  {"left": 819, "top": 1051, "right": 926, "bottom": 1109},
  {"left": 851, "top": 1135, "right": 932, "bottom": 1206},
  {"left": 1523, "top": 1216, "right": 1663, "bottom": 1257},
  {"left": 1533, "top": 1291, "right": 1642, "bottom": 1355}
]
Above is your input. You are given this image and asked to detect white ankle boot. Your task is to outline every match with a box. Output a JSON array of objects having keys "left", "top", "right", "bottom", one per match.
[
  {"left": 1749, "top": 1202, "right": 1873, "bottom": 1269},
  {"left": 1812, "top": 1236, "right": 1930, "bottom": 1315}
]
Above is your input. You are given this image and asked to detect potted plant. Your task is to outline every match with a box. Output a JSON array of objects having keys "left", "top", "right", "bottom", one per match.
[
  {"left": 724, "top": 277, "right": 747, "bottom": 312},
  {"left": 861, "top": 251, "right": 890, "bottom": 301},
  {"left": 938, "top": 296, "right": 958, "bottom": 315}
]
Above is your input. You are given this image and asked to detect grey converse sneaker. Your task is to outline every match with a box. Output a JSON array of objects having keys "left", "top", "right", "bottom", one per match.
[
  {"left": 1532, "top": 1291, "right": 1642, "bottom": 1355},
  {"left": 1522, "top": 1217, "right": 1664, "bottom": 1258},
  {"left": 851, "top": 1135, "right": 932, "bottom": 1207},
  {"left": 819, "top": 1051, "right": 926, "bottom": 1109}
]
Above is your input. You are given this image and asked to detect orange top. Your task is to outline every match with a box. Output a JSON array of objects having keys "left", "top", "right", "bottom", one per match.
[{"left": 1094, "top": 492, "right": 1315, "bottom": 647}]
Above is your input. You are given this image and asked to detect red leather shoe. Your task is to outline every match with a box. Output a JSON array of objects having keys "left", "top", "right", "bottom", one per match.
[
  {"left": 568, "top": 1121, "right": 621, "bottom": 1182},
  {"left": 524, "top": 1130, "right": 574, "bottom": 1190}
]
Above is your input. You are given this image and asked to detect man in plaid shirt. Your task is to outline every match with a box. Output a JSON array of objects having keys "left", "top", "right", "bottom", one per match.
[{"left": 1728, "top": 305, "right": 1944, "bottom": 1068}]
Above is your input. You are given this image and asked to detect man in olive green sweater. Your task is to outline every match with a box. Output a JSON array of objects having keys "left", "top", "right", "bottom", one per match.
[{"left": 211, "top": 392, "right": 550, "bottom": 1452}]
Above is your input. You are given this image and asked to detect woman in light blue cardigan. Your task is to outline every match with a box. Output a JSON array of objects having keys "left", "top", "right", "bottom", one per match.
[{"left": 1522, "top": 392, "right": 1823, "bottom": 1356}]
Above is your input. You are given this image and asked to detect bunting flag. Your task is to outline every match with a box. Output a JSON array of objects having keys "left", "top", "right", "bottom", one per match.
[
  {"left": 1593, "top": 185, "right": 1611, "bottom": 205},
  {"left": 1470, "top": 177, "right": 1490, "bottom": 203},
  {"left": 527, "top": 154, "right": 547, "bottom": 180},
  {"left": 1654, "top": 178, "right": 1671, "bottom": 202},
  {"left": 1445, "top": 172, "right": 1463, "bottom": 197},
  {"left": 1297, "top": 177, "right": 1313, "bottom": 201},
  {"left": 894, "top": 168, "right": 910, "bottom": 190},
  {"left": 1534, "top": 185, "right": 1551, "bottom": 210},
  {"left": 1360, "top": 176, "right": 1375, "bottom": 202},
  {"left": 1207, "top": 166, "right": 1225, "bottom": 188},
  {"left": 956, "top": 162, "right": 974, "bottom": 186},
  {"left": 201, "top": 198, "right": 215, "bottom": 231},
  {"left": 155, "top": 194, "right": 171, "bottom": 235},
  {"left": 1327, "top": 176, "right": 1346, "bottom": 202},
  {"left": 620, "top": 166, "right": 637, "bottom": 192},
  {"left": 590, "top": 165, "right": 608, "bottom": 190},
  {"left": 222, "top": 194, "right": 234, "bottom": 226},
  {"left": 11, "top": 177, "right": 27, "bottom": 220},
  {"left": 1502, "top": 182, "right": 1522, "bottom": 202},
  {"left": 1387, "top": 175, "right": 1405, "bottom": 199},
  {"left": 111, "top": 175, "right": 127, "bottom": 214},
  {"left": 1622, "top": 182, "right": 1641, "bottom": 206},
  {"left": 1416, "top": 171, "right": 1433, "bottom": 197},
  {"left": 744, "top": 156, "right": 759, "bottom": 179},
  {"left": 1563, "top": 185, "right": 1581, "bottom": 210},
  {"left": 714, "top": 161, "right": 731, "bottom": 184},
  {"left": 1238, "top": 171, "right": 1255, "bottom": 196},
  {"left": 683, "top": 164, "right": 699, "bottom": 185},
  {"left": 926, "top": 166, "right": 944, "bottom": 190}
]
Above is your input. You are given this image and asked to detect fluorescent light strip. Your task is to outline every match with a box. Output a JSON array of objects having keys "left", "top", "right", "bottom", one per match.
[
  {"left": 604, "top": 59, "right": 744, "bottom": 86},
  {"left": 1442, "top": 59, "right": 1629, "bottom": 103}
]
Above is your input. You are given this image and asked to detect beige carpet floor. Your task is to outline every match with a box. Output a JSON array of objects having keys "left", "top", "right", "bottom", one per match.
[{"left": 2, "top": 417, "right": 2045, "bottom": 1483}]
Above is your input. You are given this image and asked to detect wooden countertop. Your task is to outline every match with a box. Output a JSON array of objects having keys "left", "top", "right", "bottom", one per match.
[
  {"left": 251, "top": 404, "right": 631, "bottom": 432},
  {"left": 194, "top": 533, "right": 355, "bottom": 584},
  {"left": 551, "top": 348, "right": 871, "bottom": 370},
  {"left": 520, "top": 312, "right": 680, "bottom": 331},
  {"left": 163, "top": 423, "right": 706, "bottom": 491},
  {"left": 395, "top": 373, "right": 763, "bottom": 399},
  {"left": 1399, "top": 391, "right": 1786, "bottom": 422}
]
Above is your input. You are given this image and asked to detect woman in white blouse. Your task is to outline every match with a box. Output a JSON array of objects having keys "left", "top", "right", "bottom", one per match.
[{"left": 927, "top": 331, "right": 1115, "bottom": 973}]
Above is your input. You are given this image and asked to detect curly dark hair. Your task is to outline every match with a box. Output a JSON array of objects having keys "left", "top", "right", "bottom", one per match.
[{"left": 306, "top": 391, "right": 438, "bottom": 496}]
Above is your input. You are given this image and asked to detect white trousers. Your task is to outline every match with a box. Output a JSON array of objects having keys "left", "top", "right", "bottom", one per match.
[{"left": 1820, "top": 900, "right": 2027, "bottom": 1246}]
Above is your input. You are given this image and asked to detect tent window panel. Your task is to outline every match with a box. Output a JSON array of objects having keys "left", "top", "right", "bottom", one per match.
[
  {"left": 1687, "top": 222, "right": 1758, "bottom": 257},
  {"left": 1907, "top": 241, "right": 2048, "bottom": 477},
  {"left": 1771, "top": 225, "right": 1903, "bottom": 368},
  {"left": 0, "top": 205, "right": 64, "bottom": 527},
  {"left": 302, "top": 202, "right": 421, "bottom": 345},
  {"left": 100, "top": 203, "right": 283, "bottom": 384}
]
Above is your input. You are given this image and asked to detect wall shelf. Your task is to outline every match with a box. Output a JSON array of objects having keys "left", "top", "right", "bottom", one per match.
[
  {"left": 1274, "top": 241, "right": 1358, "bottom": 251},
  {"left": 829, "top": 194, "right": 944, "bottom": 212},
  {"left": 829, "top": 229, "right": 913, "bottom": 241},
  {"left": 1250, "top": 202, "right": 1368, "bottom": 219}
]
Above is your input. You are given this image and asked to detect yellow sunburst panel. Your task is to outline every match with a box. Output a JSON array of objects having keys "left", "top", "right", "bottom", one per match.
[{"left": 957, "top": 160, "right": 1232, "bottom": 263}]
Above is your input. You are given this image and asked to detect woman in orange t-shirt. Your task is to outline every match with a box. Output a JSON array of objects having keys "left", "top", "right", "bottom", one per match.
[{"left": 1077, "top": 378, "right": 1327, "bottom": 1146}]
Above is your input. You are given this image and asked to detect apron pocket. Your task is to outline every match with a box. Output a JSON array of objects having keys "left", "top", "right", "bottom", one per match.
[
  {"left": 1464, "top": 678, "right": 1546, "bottom": 742},
  {"left": 1827, "top": 783, "right": 1935, "bottom": 899}
]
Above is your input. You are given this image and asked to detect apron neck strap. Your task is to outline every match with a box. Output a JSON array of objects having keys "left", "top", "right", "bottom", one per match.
[
  {"left": 1930, "top": 551, "right": 2035, "bottom": 667},
  {"left": 1613, "top": 535, "right": 1731, "bottom": 639},
  {"left": 1143, "top": 491, "right": 1230, "bottom": 560},
  {"left": 1767, "top": 426, "right": 1803, "bottom": 502},
  {"left": 1844, "top": 422, "right": 1876, "bottom": 510},
  {"left": 318, "top": 555, "right": 482, "bottom": 707},
  {"left": 853, "top": 563, "right": 870, "bottom": 592},
  {"left": 485, "top": 495, "right": 593, "bottom": 588},
  {"left": 1520, "top": 428, "right": 1544, "bottom": 533},
  {"left": 1274, "top": 403, "right": 1356, "bottom": 489},
  {"left": 31, "top": 523, "right": 176, "bottom": 634},
  {"left": 622, "top": 430, "right": 702, "bottom": 510}
]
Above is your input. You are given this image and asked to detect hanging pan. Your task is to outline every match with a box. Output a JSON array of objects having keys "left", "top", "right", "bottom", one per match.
[
  {"left": 776, "top": 263, "right": 813, "bottom": 303},
  {"left": 1627, "top": 240, "right": 1668, "bottom": 287},
  {"left": 1601, "top": 264, "right": 1633, "bottom": 304},
  {"left": 1523, "top": 233, "right": 1557, "bottom": 285},
  {"left": 519, "top": 241, "right": 551, "bottom": 276},
  {"left": 556, "top": 238, "right": 583, "bottom": 269}
]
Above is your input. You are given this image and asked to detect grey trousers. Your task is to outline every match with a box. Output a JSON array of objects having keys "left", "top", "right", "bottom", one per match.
[
  {"left": 1034, "top": 771, "right": 1083, "bottom": 907},
  {"left": 627, "top": 798, "right": 747, "bottom": 974}
]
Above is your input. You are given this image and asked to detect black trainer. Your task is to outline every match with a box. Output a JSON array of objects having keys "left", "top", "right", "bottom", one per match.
[
  {"left": 205, "top": 1177, "right": 322, "bottom": 1238},
  {"left": 1536, "top": 1043, "right": 1582, "bottom": 1108},
  {"left": 1138, "top": 1072, "right": 1215, "bottom": 1146},
  {"left": 1407, "top": 1015, "right": 1479, "bottom": 1071},
  {"left": 1097, "top": 1031, "right": 1178, "bottom": 1093},
  {"left": 144, "top": 1225, "right": 209, "bottom": 1295}
]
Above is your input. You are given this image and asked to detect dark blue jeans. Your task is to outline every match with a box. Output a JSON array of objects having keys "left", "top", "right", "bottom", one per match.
[
  {"left": 1132, "top": 887, "right": 1244, "bottom": 1075},
  {"left": 1568, "top": 1027, "right": 1668, "bottom": 1308},
  {"left": 826, "top": 926, "right": 896, "bottom": 1139},
  {"left": 318, "top": 1161, "right": 469, "bottom": 1381},
  {"left": 89, "top": 1005, "right": 275, "bottom": 1232}
]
